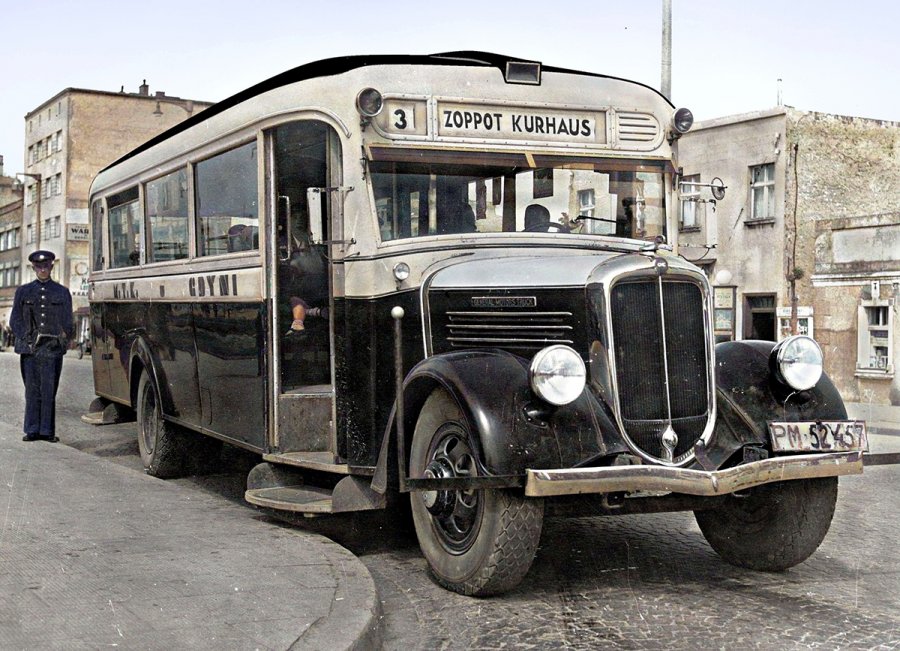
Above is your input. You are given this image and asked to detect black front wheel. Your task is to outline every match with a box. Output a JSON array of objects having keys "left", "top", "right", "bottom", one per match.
[
  {"left": 136, "top": 371, "right": 188, "bottom": 478},
  {"left": 695, "top": 477, "right": 838, "bottom": 571},
  {"left": 409, "top": 387, "right": 543, "bottom": 596}
]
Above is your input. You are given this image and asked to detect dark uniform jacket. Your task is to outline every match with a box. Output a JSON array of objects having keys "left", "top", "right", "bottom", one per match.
[{"left": 10, "top": 279, "right": 74, "bottom": 356}]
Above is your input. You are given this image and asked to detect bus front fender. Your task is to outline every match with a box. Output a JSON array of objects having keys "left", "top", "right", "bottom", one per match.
[{"left": 374, "top": 349, "right": 620, "bottom": 491}]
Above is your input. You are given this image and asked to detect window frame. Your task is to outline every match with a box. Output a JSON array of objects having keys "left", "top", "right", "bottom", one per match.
[
  {"left": 748, "top": 163, "right": 776, "bottom": 222},
  {"left": 857, "top": 300, "right": 894, "bottom": 377},
  {"left": 679, "top": 173, "right": 702, "bottom": 231},
  {"left": 194, "top": 140, "right": 260, "bottom": 258}
]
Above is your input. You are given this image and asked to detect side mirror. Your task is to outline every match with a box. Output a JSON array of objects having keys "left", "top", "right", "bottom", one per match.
[{"left": 710, "top": 177, "right": 726, "bottom": 201}]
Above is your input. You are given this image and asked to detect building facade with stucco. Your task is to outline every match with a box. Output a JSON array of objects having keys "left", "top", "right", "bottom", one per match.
[
  {"left": 676, "top": 107, "right": 899, "bottom": 421},
  {"left": 22, "top": 82, "right": 213, "bottom": 310}
]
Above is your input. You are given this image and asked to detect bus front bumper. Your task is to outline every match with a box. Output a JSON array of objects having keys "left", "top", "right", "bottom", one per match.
[{"left": 524, "top": 451, "right": 864, "bottom": 498}]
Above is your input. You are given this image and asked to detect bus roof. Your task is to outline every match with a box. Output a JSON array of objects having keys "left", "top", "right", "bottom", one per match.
[{"left": 100, "top": 51, "right": 672, "bottom": 173}]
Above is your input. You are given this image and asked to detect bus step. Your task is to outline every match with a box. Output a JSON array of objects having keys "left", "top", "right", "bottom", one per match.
[
  {"left": 262, "top": 450, "right": 353, "bottom": 474},
  {"left": 244, "top": 463, "right": 385, "bottom": 514}
]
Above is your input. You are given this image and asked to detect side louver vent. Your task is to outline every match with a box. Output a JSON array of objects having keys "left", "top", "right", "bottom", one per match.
[{"left": 617, "top": 112, "right": 661, "bottom": 144}]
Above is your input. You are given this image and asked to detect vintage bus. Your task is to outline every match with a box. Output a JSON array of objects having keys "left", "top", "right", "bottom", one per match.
[{"left": 85, "top": 52, "right": 866, "bottom": 596}]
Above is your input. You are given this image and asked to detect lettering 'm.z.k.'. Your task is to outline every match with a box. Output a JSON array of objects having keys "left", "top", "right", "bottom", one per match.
[{"left": 189, "top": 274, "right": 239, "bottom": 298}]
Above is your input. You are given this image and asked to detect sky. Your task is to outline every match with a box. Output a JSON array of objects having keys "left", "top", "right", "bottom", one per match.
[{"left": 1, "top": 0, "right": 898, "bottom": 178}]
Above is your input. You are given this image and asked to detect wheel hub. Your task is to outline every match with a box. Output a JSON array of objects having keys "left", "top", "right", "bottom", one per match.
[{"left": 422, "top": 458, "right": 456, "bottom": 517}]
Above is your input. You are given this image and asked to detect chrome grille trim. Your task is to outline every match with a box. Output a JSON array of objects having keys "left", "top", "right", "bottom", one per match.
[{"left": 594, "top": 259, "right": 716, "bottom": 468}]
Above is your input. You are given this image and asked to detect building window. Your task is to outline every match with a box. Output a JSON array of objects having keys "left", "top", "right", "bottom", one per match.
[
  {"left": 777, "top": 307, "right": 814, "bottom": 341},
  {"left": 749, "top": 163, "right": 775, "bottom": 221},
  {"left": 857, "top": 302, "right": 894, "bottom": 376},
  {"left": 43, "top": 216, "right": 62, "bottom": 239},
  {"left": 26, "top": 224, "right": 34, "bottom": 244},
  {"left": 50, "top": 174, "right": 62, "bottom": 196},
  {"left": 680, "top": 174, "right": 703, "bottom": 231},
  {"left": 578, "top": 189, "right": 595, "bottom": 218}
]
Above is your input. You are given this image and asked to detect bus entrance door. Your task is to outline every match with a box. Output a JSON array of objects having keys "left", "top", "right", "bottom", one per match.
[{"left": 268, "top": 121, "right": 336, "bottom": 459}]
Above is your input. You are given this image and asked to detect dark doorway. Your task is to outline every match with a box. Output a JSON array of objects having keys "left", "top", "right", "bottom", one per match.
[{"left": 743, "top": 294, "right": 776, "bottom": 341}]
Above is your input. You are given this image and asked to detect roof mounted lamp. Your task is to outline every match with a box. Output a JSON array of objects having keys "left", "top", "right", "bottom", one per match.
[
  {"left": 504, "top": 61, "right": 541, "bottom": 85},
  {"left": 356, "top": 87, "right": 384, "bottom": 128},
  {"left": 668, "top": 107, "right": 694, "bottom": 143}
]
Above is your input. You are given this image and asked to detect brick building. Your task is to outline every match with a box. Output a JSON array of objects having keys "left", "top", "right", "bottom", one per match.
[
  {"left": 0, "top": 155, "right": 24, "bottom": 329},
  {"left": 22, "top": 82, "right": 212, "bottom": 309},
  {"left": 676, "top": 107, "right": 900, "bottom": 420}
]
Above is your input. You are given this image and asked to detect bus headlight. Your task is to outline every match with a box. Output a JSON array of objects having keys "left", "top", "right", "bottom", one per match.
[
  {"left": 529, "top": 345, "right": 586, "bottom": 406},
  {"left": 673, "top": 107, "right": 694, "bottom": 134},
  {"left": 393, "top": 262, "right": 410, "bottom": 282},
  {"left": 771, "top": 335, "right": 823, "bottom": 391},
  {"left": 356, "top": 88, "right": 384, "bottom": 117}
]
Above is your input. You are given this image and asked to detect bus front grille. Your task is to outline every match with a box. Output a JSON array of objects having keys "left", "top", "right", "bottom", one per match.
[{"left": 609, "top": 279, "right": 710, "bottom": 461}]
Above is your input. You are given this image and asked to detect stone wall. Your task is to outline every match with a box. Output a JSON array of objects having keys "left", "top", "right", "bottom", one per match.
[{"left": 789, "top": 109, "right": 900, "bottom": 406}]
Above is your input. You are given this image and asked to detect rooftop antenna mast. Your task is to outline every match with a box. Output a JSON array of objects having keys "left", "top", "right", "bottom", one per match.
[{"left": 661, "top": 0, "right": 672, "bottom": 99}]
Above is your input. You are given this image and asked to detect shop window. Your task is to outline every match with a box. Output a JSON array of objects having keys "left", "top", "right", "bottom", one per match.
[{"left": 857, "top": 302, "right": 894, "bottom": 376}]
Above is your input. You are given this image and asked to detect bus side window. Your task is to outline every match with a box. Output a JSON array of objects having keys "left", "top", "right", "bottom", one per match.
[
  {"left": 107, "top": 187, "right": 141, "bottom": 268},
  {"left": 195, "top": 141, "right": 259, "bottom": 257}
]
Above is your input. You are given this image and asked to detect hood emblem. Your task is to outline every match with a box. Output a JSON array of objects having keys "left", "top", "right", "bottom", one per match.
[
  {"left": 661, "top": 426, "right": 678, "bottom": 463},
  {"left": 471, "top": 296, "right": 537, "bottom": 308},
  {"left": 653, "top": 256, "right": 669, "bottom": 276}
]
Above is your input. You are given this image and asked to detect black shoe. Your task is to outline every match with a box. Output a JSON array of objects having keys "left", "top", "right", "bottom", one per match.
[
  {"left": 23, "top": 434, "right": 39, "bottom": 442},
  {"left": 43, "top": 436, "right": 60, "bottom": 443}
]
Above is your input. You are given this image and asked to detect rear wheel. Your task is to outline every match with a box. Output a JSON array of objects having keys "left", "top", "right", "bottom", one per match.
[
  {"left": 410, "top": 387, "right": 543, "bottom": 596},
  {"left": 137, "top": 371, "right": 188, "bottom": 478},
  {"left": 695, "top": 477, "right": 838, "bottom": 571}
]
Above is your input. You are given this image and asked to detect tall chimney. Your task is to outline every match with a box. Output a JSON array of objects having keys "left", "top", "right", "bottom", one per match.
[
  {"left": 139, "top": 79, "right": 149, "bottom": 96},
  {"left": 0, "top": 154, "right": 4, "bottom": 177}
]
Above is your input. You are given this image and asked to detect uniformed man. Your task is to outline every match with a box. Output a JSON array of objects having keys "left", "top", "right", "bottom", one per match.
[{"left": 10, "top": 250, "right": 74, "bottom": 442}]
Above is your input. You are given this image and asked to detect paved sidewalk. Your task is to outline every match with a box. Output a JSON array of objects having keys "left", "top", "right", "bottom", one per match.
[{"left": 0, "top": 419, "right": 381, "bottom": 650}]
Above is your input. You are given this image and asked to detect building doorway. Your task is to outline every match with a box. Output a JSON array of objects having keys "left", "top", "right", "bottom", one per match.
[{"left": 743, "top": 294, "right": 776, "bottom": 341}]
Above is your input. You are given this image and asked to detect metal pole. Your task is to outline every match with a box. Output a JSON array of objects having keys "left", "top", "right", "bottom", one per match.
[
  {"left": 392, "top": 306, "right": 407, "bottom": 493},
  {"left": 661, "top": 0, "right": 672, "bottom": 100}
]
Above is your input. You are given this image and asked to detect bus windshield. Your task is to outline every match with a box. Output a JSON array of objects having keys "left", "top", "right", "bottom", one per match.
[{"left": 370, "top": 151, "right": 667, "bottom": 243}]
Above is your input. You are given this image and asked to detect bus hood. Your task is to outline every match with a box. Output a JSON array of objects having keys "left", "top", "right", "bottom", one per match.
[{"left": 425, "top": 249, "right": 698, "bottom": 290}]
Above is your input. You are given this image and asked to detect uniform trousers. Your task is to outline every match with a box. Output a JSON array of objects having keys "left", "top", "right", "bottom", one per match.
[{"left": 20, "top": 351, "right": 64, "bottom": 437}]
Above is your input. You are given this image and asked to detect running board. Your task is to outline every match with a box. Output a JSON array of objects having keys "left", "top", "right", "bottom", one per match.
[
  {"left": 263, "top": 451, "right": 375, "bottom": 476},
  {"left": 244, "top": 463, "right": 385, "bottom": 514}
]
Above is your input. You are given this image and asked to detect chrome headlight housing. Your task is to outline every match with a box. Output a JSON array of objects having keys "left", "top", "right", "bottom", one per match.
[
  {"left": 529, "top": 345, "right": 586, "bottom": 406},
  {"left": 771, "top": 335, "right": 823, "bottom": 391}
]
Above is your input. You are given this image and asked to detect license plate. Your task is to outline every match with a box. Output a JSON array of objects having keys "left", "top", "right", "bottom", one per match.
[{"left": 767, "top": 421, "right": 868, "bottom": 453}]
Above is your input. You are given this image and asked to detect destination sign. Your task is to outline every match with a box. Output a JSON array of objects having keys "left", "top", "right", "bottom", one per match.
[
  {"left": 437, "top": 102, "right": 606, "bottom": 144},
  {"left": 375, "top": 98, "right": 608, "bottom": 145}
]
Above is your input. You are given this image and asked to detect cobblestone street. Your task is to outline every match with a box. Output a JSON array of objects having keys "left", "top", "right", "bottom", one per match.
[{"left": 12, "top": 352, "right": 900, "bottom": 650}]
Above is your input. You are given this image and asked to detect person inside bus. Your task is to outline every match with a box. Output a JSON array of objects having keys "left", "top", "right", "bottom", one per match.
[
  {"left": 438, "top": 200, "right": 476, "bottom": 235},
  {"left": 279, "top": 208, "right": 328, "bottom": 335},
  {"left": 227, "top": 224, "right": 258, "bottom": 252},
  {"left": 523, "top": 203, "right": 551, "bottom": 230}
]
